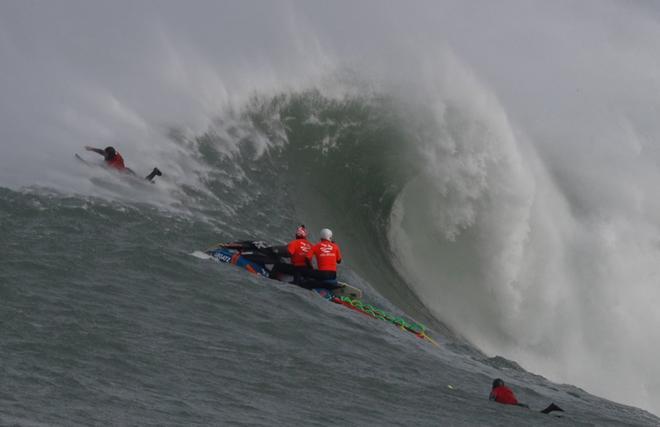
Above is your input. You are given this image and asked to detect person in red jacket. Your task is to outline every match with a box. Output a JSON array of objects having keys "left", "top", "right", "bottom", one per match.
[
  {"left": 490, "top": 379, "right": 526, "bottom": 406},
  {"left": 302, "top": 228, "right": 342, "bottom": 290},
  {"left": 268, "top": 225, "right": 312, "bottom": 282},
  {"left": 287, "top": 225, "right": 313, "bottom": 284},
  {"left": 490, "top": 378, "right": 564, "bottom": 414},
  {"left": 84, "top": 146, "right": 161, "bottom": 181},
  {"left": 85, "top": 146, "right": 127, "bottom": 170}
]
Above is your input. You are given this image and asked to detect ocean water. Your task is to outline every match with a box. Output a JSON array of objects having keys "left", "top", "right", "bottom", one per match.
[
  {"left": 3, "top": 1, "right": 660, "bottom": 425},
  {"left": 0, "top": 185, "right": 657, "bottom": 426}
]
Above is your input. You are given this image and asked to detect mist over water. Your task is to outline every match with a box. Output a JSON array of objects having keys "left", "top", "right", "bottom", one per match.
[{"left": 2, "top": 0, "right": 660, "bottom": 416}]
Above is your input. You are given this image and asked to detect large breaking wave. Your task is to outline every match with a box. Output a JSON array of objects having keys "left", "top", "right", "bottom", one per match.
[
  {"left": 163, "top": 79, "right": 660, "bottom": 413},
  {"left": 3, "top": 0, "right": 660, "bottom": 415}
]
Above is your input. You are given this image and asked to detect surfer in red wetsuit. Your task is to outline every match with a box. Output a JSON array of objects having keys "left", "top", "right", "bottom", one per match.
[
  {"left": 84, "top": 146, "right": 162, "bottom": 181},
  {"left": 490, "top": 379, "right": 525, "bottom": 406},
  {"left": 489, "top": 378, "right": 564, "bottom": 414},
  {"left": 85, "top": 146, "right": 127, "bottom": 170}
]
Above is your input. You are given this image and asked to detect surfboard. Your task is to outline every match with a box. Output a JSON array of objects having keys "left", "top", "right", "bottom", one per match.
[{"left": 75, "top": 153, "right": 93, "bottom": 166}]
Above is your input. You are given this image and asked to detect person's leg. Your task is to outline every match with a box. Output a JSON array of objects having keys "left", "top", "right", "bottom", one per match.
[
  {"left": 298, "top": 270, "right": 338, "bottom": 289},
  {"left": 292, "top": 266, "right": 306, "bottom": 285},
  {"left": 269, "top": 262, "right": 295, "bottom": 280},
  {"left": 145, "top": 167, "right": 162, "bottom": 182},
  {"left": 540, "top": 403, "right": 564, "bottom": 414}
]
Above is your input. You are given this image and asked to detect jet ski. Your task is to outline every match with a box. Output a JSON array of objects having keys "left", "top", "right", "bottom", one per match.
[
  {"left": 205, "top": 240, "right": 363, "bottom": 299},
  {"left": 202, "top": 240, "right": 437, "bottom": 345}
]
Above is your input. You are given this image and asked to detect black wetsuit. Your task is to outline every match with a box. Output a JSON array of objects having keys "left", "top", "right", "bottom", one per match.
[
  {"left": 296, "top": 269, "right": 340, "bottom": 290},
  {"left": 268, "top": 262, "right": 297, "bottom": 280}
]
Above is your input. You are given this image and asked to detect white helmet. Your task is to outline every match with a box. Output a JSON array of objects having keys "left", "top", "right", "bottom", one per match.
[{"left": 320, "top": 228, "right": 333, "bottom": 241}]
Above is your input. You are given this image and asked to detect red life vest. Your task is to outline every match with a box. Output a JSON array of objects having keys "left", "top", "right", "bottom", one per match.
[
  {"left": 287, "top": 238, "right": 312, "bottom": 267},
  {"left": 307, "top": 240, "right": 342, "bottom": 272},
  {"left": 490, "top": 386, "right": 519, "bottom": 405},
  {"left": 106, "top": 152, "right": 126, "bottom": 170}
]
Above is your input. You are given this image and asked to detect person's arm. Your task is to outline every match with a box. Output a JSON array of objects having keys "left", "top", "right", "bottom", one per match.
[
  {"left": 305, "top": 246, "right": 315, "bottom": 269},
  {"left": 85, "top": 146, "right": 105, "bottom": 156},
  {"left": 489, "top": 391, "right": 496, "bottom": 401},
  {"left": 336, "top": 245, "right": 342, "bottom": 264}
]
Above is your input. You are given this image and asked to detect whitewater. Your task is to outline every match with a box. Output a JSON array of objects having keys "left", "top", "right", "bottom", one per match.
[{"left": 2, "top": 1, "right": 660, "bottom": 425}]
